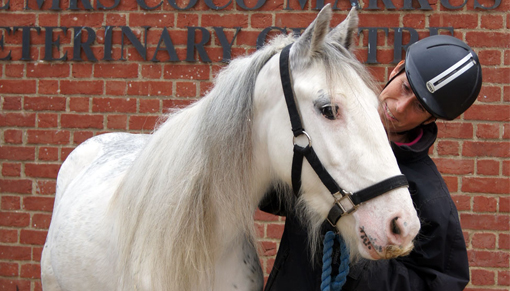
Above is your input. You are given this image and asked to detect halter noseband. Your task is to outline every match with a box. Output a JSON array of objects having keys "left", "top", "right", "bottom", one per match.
[{"left": 279, "top": 44, "right": 409, "bottom": 227}]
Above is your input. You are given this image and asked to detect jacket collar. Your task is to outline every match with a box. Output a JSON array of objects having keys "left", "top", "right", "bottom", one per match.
[{"left": 391, "top": 123, "right": 438, "bottom": 163}]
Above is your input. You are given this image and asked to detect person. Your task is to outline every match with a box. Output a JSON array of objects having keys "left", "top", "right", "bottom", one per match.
[{"left": 260, "top": 35, "right": 483, "bottom": 291}]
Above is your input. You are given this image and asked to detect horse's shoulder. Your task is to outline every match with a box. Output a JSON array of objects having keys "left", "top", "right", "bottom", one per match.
[{"left": 56, "top": 132, "right": 149, "bottom": 199}]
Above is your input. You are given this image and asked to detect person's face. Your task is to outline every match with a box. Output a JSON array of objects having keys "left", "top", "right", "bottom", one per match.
[{"left": 378, "top": 69, "right": 435, "bottom": 134}]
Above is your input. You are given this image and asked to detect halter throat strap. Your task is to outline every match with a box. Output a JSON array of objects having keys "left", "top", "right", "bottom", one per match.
[{"left": 279, "top": 44, "right": 409, "bottom": 227}]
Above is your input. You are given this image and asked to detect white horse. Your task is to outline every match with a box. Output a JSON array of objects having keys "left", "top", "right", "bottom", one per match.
[{"left": 41, "top": 6, "right": 420, "bottom": 291}]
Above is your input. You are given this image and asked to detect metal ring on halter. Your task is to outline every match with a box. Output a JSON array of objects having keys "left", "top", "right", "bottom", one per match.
[{"left": 293, "top": 131, "right": 312, "bottom": 148}]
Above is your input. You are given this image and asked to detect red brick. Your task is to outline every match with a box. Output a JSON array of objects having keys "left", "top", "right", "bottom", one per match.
[
  {"left": 129, "top": 13, "right": 174, "bottom": 27},
  {"left": 163, "top": 64, "right": 211, "bottom": 80},
  {"left": 498, "top": 270, "right": 510, "bottom": 286},
  {"left": 462, "top": 177, "right": 509, "bottom": 194},
  {"left": 39, "top": 147, "right": 59, "bottom": 161},
  {"left": 139, "top": 99, "right": 160, "bottom": 113},
  {"left": 0, "top": 113, "right": 36, "bottom": 127},
  {"left": 473, "top": 196, "right": 498, "bottom": 212},
  {"left": 163, "top": 99, "right": 196, "bottom": 110},
  {"left": 430, "top": 13, "right": 478, "bottom": 29},
  {"left": 27, "top": 130, "right": 70, "bottom": 145},
  {"left": 0, "top": 262, "right": 18, "bottom": 277},
  {"left": 359, "top": 13, "right": 401, "bottom": 27},
  {"left": 141, "top": 64, "right": 162, "bottom": 79},
  {"left": 0, "top": 246, "right": 31, "bottom": 261},
  {"left": 0, "top": 14, "right": 35, "bottom": 26},
  {"left": 478, "top": 85, "right": 502, "bottom": 103},
  {"left": 476, "top": 123, "right": 500, "bottom": 139},
  {"left": 471, "top": 269, "right": 495, "bottom": 286},
  {"left": 60, "top": 13, "right": 104, "bottom": 27},
  {"left": 472, "top": 233, "right": 496, "bottom": 249},
  {"left": 24, "top": 96, "right": 66, "bottom": 111},
  {"left": 266, "top": 223, "right": 284, "bottom": 239},
  {"left": 0, "top": 179, "right": 32, "bottom": 194},
  {"left": 5, "top": 64, "right": 24, "bottom": 78},
  {"left": 94, "top": 63, "right": 139, "bottom": 78},
  {"left": 202, "top": 14, "right": 248, "bottom": 27},
  {"left": 477, "top": 50, "right": 502, "bottom": 66},
  {"left": 25, "top": 164, "right": 60, "bottom": 179},
  {"left": 61, "top": 114, "right": 104, "bottom": 129},
  {"left": 92, "top": 97, "right": 136, "bottom": 113},
  {"left": 500, "top": 233, "right": 510, "bottom": 250},
  {"left": 465, "top": 105, "right": 510, "bottom": 122},
  {"left": 461, "top": 214, "right": 509, "bottom": 231},
  {"left": 32, "top": 213, "right": 52, "bottom": 229},
  {"left": 61, "top": 147, "right": 75, "bottom": 161},
  {"left": 260, "top": 241, "right": 277, "bottom": 256},
  {"left": 0, "top": 146, "right": 35, "bottom": 161},
  {"left": 2, "top": 163, "right": 21, "bottom": 177},
  {"left": 106, "top": 81, "right": 127, "bottom": 96},
  {"left": 0, "top": 212, "right": 30, "bottom": 227},
  {"left": 0, "top": 229, "right": 17, "bottom": 243},
  {"left": 35, "top": 180, "right": 56, "bottom": 195},
  {"left": 251, "top": 13, "right": 273, "bottom": 29},
  {"left": 128, "top": 115, "right": 159, "bottom": 131},
  {"left": 175, "top": 81, "right": 196, "bottom": 97},
  {"left": 107, "top": 115, "right": 128, "bottom": 129},
  {"left": 468, "top": 250, "right": 510, "bottom": 268},
  {"left": 254, "top": 209, "right": 280, "bottom": 222},
  {"left": 60, "top": 80, "right": 103, "bottom": 95},
  {"left": 20, "top": 263, "right": 41, "bottom": 279},
  {"left": 451, "top": 194, "right": 470, "bottom": 211},
  {"left": 26, "top": 63, "right": 70, "bottom": 78},
  {"left": 71, "top": 63, "right": 93, "bottom": 78},
  {"left": 2, "top": 96, "right": 22, "bottom": 110},
  {"left": 482, "top": 67, "right": 510, "bottom": 84},
  {"left": 0, "top": 80, "right": 36, "bottom": 94},
  {"left": 3, "top": 129, "right": 23, "bottom": 144},
  {"left": 20, "top": 230, "right": 47, "bottom": 246},
  {"left": 433, "top": 158, "right": 474, "bottom": 175},
  {"left": 463, "top": 142, "right": 510, "bottom": 158},
  {"left": 466, "top": 31, "right": 510, "bottom": 48},
  {"left": 23, "top": 196, "right": 54, "bottom": 212},
  {"left": 127, "top": 81, "right": 172, "bottom": 96},
  {"left": 1, "top": 196, "right": 21, "bottom": 210},
  {"left": 436, "top": 122, "right": 473, "bottom": 138},
  {"left": 442, "top": 176, "right": 458, "bottom": 193},
  {"left": 37, "top": 113, "right": 58, "bottom": 128},
  {"left": 501, "top": 197, "right": 510, "bottom": 213},
  {"left": 38, "top": 80, "right": 59, "bottom": 94},
  {"left": 73, "top": 131, "right": 94, "bottom": 145},
  {"left": 69, "top": 97, "right": 90, "bottom": 112},
  {"left": 477, "top": 159, "right": 499, "bottom": 176}
]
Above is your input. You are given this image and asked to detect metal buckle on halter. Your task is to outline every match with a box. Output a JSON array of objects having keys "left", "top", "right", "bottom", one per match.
[{"left": 333, "top": 190, "right": 358, "bottom": 215}]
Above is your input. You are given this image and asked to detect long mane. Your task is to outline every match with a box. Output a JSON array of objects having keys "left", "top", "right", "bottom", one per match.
[{"left": 110, "top": 36, "right": 294, "bottom": 290}]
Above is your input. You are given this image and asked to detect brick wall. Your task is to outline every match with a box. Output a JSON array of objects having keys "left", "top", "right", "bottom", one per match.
[{"left": 0, "top": 0, "right": 508, "bottom": 290}]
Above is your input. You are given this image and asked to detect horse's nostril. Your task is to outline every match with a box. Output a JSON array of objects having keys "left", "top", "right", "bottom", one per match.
[{"left": 391, "top": 217, "right": 401, "bottom": 235}]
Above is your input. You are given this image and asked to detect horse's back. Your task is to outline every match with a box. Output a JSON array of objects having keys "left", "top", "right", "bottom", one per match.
[{"left": 42, "top": 132, "right": 150, "bottom": 291}]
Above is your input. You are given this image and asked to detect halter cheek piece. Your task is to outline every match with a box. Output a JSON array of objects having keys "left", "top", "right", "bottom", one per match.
[{"left": 279, "top": 44, "right": 409, "bottom": 227}]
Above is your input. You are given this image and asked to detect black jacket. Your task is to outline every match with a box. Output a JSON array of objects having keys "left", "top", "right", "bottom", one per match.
[{"left": 261, "top": 123, "right": 470, "bottom": 291}]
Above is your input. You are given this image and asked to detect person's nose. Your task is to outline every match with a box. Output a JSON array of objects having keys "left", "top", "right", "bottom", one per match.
[{"left": 395, "top": 95, "right": 414, "bottom": 114}]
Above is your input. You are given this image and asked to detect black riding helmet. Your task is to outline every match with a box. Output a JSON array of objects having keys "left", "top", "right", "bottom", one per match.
[{"left": 388, "top": 35, "right": 483, "bottom": 120}]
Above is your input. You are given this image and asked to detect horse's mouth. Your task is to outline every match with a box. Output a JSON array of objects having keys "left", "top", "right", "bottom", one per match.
[
  {"left": 360, "top": 227, "right": 414, "bottom": 260},
  {"left": 359, "top": 227, "right": 383, "bottom": 259}
]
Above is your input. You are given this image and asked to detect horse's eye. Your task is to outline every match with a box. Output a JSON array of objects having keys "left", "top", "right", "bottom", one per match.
[{"left": 320, "top": 105, "right": 339, "bottom": 120}]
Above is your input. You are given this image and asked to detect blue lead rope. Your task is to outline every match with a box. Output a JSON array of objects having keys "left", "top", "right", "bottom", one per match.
[{"left": 321, "top": 231, "right": 350, "bottom": 291}]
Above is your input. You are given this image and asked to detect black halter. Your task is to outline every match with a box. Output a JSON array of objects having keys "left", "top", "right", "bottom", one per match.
[{"left": 279, "top": 44, "right": 409, "bottom": 227}]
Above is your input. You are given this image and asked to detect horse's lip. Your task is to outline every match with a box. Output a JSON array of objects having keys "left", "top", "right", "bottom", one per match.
[
  {"left": 365, "top": 237, "right": 382, "bottom": 259},
  {"left": 360, "top": 227, "right": 383, "bottom": 259}
]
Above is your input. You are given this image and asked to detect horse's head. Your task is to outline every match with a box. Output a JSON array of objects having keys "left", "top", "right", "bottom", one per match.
[{"left": 254, "top": 5, "right": 420, "bottom": 260}]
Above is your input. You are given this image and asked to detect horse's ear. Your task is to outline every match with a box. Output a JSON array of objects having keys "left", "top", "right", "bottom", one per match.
[
  {"left": 327, "top": 6, "right": 359, "bottom": 52},
  {"left": 292, "top": 4, "right": 332, "bottom": 59}
]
